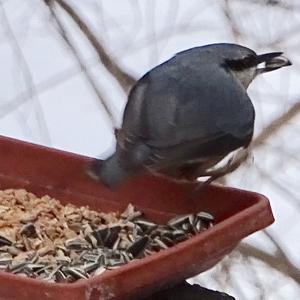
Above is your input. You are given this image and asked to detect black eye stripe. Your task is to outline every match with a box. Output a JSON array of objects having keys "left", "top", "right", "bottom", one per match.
[{"left": 225, "top": 55, "right": 257, "bottom": 70}]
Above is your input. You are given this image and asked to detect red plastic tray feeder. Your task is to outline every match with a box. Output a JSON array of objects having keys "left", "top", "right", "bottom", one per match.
[{"left": 0, "top": 135, "right": 274, "bottom": 300}]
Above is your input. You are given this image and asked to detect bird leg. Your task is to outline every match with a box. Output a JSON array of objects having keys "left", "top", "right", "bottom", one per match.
[
  {"left": 189, "top": 148, "right": 250, "bottom": 199},
  {"left": 201, "top": 147, "right": 249, "bottom": 180}
]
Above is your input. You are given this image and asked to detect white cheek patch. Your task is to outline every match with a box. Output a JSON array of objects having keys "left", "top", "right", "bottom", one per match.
[{"left": 234, "top": 67, "right": 257, "bottom": 88}]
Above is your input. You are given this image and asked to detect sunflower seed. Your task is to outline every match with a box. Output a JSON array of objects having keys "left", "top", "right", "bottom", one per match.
[
  {"left": 0, "top": 188, "right": 214, "bottom": 283},
  {"left": 8, "top": 261, "right": 28, "bottom": 273},
  {"left": 64, "top": 267, "right": 89, "bottom": 279},
  {"left": 127, "top": 236, "right": 149, "bottom": 257},
  {"left": 65, "top": 238, "right": 89, "bottom": 250},
  {"left": 55, "top": 269, "right": 68, "bottom": 282},
  {"left": 0, "top": 235, "right": 12, "bottom": 247},
  {"left": 152, "top": 238, "right": 169, "bottom": 250},
  {"left": 82, "top": 262, "right": 100, "bottom": 273},
  {"left": 93, "top": 266, "right": 107, "bottom": 276},
  {"left": 135, "top": 219, "right": 157, "bottom": 232},
  {"left": 167, "top": 214, "right": 191, "bottom": 227},
  {"left": 194, "top": 219, "right": 203, "bottom": 232},
  {"left": 197, "top": 212, "right": 214, "bottom": 222},
  {"left": 20, "top": 223, "right": 36, "bottom": 238}
]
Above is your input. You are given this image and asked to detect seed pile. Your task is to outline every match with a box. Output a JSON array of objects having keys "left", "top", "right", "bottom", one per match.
[{"left": 0, "top": 189, "right": 214, "bottom": 283}]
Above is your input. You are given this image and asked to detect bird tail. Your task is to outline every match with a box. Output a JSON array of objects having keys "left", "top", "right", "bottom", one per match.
[
  {"left": 86, "top": 155, "right": 132, "bottom": 188},
  {"left": 87, "top": 142, "right": 152, "bottom": 188}
]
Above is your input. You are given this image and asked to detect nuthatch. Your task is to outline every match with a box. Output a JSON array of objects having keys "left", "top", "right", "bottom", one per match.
[{"left": 88, "top": 43, "right": 291, "bottom": 187}]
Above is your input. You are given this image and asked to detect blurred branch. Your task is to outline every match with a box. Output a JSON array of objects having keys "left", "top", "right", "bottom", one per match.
[
  {"left": 241, "top": 254, "right": 266, "bottom": 300},
  {"left": 52, "top": 0, "right": 136, "bottom": 92},
  {"left": 44, "top": 0, "right": 116, "bottom": 126},
  {"left": 238, "top": 243, "right": 300, "bottom": 285},
  {"left": 114, "top": 21, "right": 220, "bottom": 58},
  {"left": 222, "top": 0, "right": 242, "bottom": 41},
  {"left": 145, "top": 0, "right": 159, "bottom": 66},
  {"left": 252, "top": 99, "right": 300, "bottom": 148},
  {"left": 219, "top": 254, "right": 249, "bottom": 299},
  {"left": 0, "top": 3, "right": 51, "bottom": 144},
  {"left": 0, "top": 58, "right": 98, "bottom": 118},
  {"left": 236, "top": 0, "right": 300, "bottom": 11},
  {"left": 263, "top": 230, "right": 286, "bottom": 257}
]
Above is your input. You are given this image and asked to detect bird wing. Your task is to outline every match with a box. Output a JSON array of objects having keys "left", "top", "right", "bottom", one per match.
[{"left": 122, "top": 55, "right": 255, "bottom": 152}]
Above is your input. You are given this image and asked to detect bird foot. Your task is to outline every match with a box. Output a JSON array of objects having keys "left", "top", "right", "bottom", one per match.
[{"left": 189, "top": 148, "right": 250, "bottom": 199}]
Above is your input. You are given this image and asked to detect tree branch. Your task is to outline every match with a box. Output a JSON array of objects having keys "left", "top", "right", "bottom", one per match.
[
  {"left": 53, "top": 0, "right": 136, "bottom": 93},
  {"left": 238, "top": 243, "right": 300, "bottom": 285},
  {"left": 44, "top": 0, "right": 116, "bottom": 126},
  {"left": 0, "top": 3, "right": 51, "bottom": 144},
  {"left": 222, "top": 0, "right": 242, "bottom": 41},
  {"left": 0, "top": 57, "right": 99, "bottom": 117}
]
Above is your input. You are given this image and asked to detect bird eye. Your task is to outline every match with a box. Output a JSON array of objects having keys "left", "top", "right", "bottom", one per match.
[{"left": 225, "top": 55, "right": 256, "bottom": 70}]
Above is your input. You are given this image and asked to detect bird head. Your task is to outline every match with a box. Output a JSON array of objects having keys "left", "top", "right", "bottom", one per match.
[{"left": 208, "top": 43, "right": 292, "bottom": 88}]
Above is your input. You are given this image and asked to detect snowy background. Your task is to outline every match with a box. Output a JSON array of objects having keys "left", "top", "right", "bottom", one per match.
[{"left": 0, "top": 1, "right": 299, "bottom": 299}]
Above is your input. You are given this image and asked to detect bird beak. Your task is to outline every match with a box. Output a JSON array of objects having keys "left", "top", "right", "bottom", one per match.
[{"left": 256, "top": 52, "right": 292, "bottom": 74}]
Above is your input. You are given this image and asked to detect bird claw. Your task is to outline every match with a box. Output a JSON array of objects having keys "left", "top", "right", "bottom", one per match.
[
  {"left": 188, "top": 148, "right": 250, "bottom": 199},
  {"left": 202, "top": 147, "right": 249, "bottom": 179}
]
